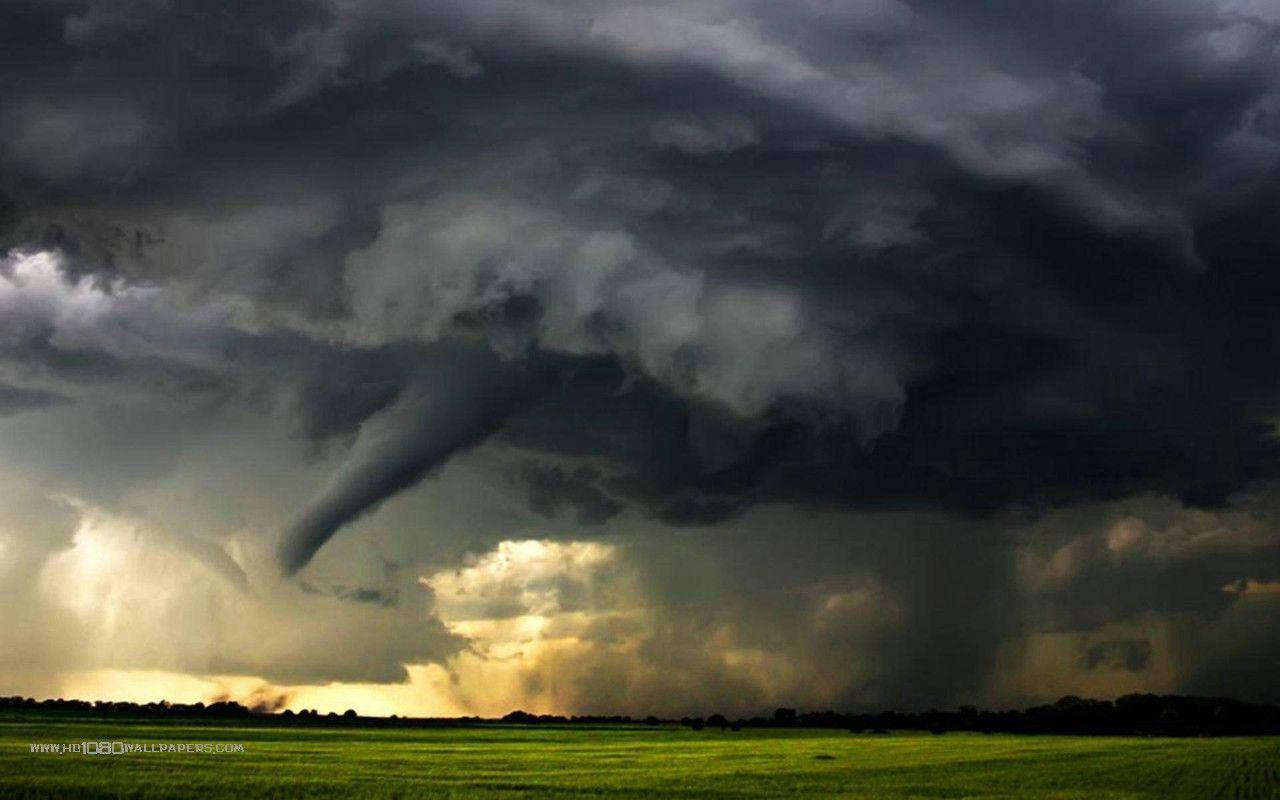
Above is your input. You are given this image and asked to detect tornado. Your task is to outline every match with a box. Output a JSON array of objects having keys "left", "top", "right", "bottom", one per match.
[{"left": 277, "top": 343, "right": 549, "bottom": 575}]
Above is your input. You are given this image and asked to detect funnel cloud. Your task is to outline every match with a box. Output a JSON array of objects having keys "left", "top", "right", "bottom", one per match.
[{"left": 278, "top": 343, "right": 552, "bottom": 574}]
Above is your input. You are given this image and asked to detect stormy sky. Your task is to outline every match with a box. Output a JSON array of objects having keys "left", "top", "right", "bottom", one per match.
[{"left": 1, "top": 0, "right": 1279, "bottom": 715}]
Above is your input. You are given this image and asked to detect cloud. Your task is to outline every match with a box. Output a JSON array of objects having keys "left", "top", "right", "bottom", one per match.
[
  {"left": 409, "top": 505, "right": 1022, "bottom": 714},
  {"left": 4, "top": 500, "right": 462, "bottom": 684},
  {"left": 276, "top": 343, "right": 558, "bottom": 574},
  {"left": 1083, "top": 638, "right": 1152, "bottom": 672},
  {"left": 0, "top": 0, "right": 1278, "bottom": 712},
  {"left": 518, "top": 463, "right": 625, "bottom": 526},
  {"left": 650, "top": 117, "right": 758, "bottom": 155},
  {"left": 0, "top": 382, "right": 68, "bottom": 415}
]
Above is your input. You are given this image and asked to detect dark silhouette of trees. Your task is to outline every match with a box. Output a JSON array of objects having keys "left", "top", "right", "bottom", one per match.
[{"left": 2, "top": 693, "right": 1279, "bottom": 735}]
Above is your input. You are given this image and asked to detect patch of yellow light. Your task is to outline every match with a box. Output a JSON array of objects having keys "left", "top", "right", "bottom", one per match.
[
  {"left": 1105, "top": 517, "right": 1146, "bottom": 556},
  {"left": 986, "top": 618, "right": 1181, "bottom": 706},
  {"left": 13, "top": 538, "right": 649, "bottom": 718},
  {"left": 26, "top": 667, "right": 469, "bottom": 718},
  {"left": 38, "top": 506, "right": 135, "bottom": 622},
  {"left": 36, "top": 503, "right": 215, "bottom": 646},
  {"left": 1221, "top": 578, "right": 1280, "bottom": 597},
  {"left": 54, "top": 671, "right": 258, "bottom": 706},
  {"left": 425, "top": 538, "right": 620, "bottom": 621},
  {"left": 281, "top": 665, "right": 467, "bottom": 717}
]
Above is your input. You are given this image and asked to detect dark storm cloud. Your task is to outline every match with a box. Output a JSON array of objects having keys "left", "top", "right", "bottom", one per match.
[
  {"left": 0, "top": 383, "right": 67, "bottom": 415},
  {"left": 1, "top": 0, "right": 1280, "bottom": 705},
  {"left": 299, "top": 580, "right": 397, "bottom": 608},
  {"left": 518, "top": 463, "right": 625, "bottom": 526},
  {"left": 1083, "top": 639, "right": 1152, "bottom": 672}
]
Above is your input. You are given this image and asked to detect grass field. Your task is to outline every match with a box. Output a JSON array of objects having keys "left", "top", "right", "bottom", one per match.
[{"left": 1, "top": 717, "right": 1277, "bottom": 799}]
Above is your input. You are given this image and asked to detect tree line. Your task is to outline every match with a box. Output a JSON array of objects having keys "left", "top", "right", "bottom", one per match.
[{"left": 3, "top": 693, "right": 1279, "bottom": 736}]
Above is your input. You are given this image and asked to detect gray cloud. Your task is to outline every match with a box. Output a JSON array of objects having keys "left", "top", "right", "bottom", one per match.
[
  {"left": 0, "top": 382, "right": 68, "bottom": 415},
  {"left": 0, "top": 0, "right": 1278, "bottom": 711},
  {"left": 1083, "top": 639, "right": 1152, "bottom": 672},
  {"left": 518, "top": 463, "right": 625, "bottom": 526}
]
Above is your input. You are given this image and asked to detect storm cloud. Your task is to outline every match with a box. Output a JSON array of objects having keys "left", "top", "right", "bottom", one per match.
[{"left": 0, "top": 0, "right": 1278, "bottom": 712}]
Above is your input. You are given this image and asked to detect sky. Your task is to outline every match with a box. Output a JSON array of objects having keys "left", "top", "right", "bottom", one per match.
[{"left": 0, "top": 0, "right": 1279, "bottom": 717}]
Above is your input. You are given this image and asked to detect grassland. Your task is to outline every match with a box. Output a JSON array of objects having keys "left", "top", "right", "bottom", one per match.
[{"left": 0, "top": 716, "right": 1277, "bottom": 799}]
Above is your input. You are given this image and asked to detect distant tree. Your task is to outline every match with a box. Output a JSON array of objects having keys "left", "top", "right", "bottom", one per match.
[
  {"left": 773, "top": 708, "right": 797, "bottom": 724},
  {"left": 343, "top": 709, "right": 357, "bottom": 720}
]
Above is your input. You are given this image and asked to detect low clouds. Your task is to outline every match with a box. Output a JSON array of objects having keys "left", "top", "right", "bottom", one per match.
[
  {"left": 1083, "top": 639, "right": 1152, "bottom": 672},
  {"left": 11, "top": 501, "right": 459, "bottom": 685},
  {"left": 0, "top": 0, "right": 1278, "bottom": 712},
  {"left": 0, "top": 382, "right": 67, "bottom": 416}
]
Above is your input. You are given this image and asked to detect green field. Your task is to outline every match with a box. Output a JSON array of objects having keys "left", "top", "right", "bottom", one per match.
[{"left": 0, "top": 717, "right": 1277, "bottom": 799}]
